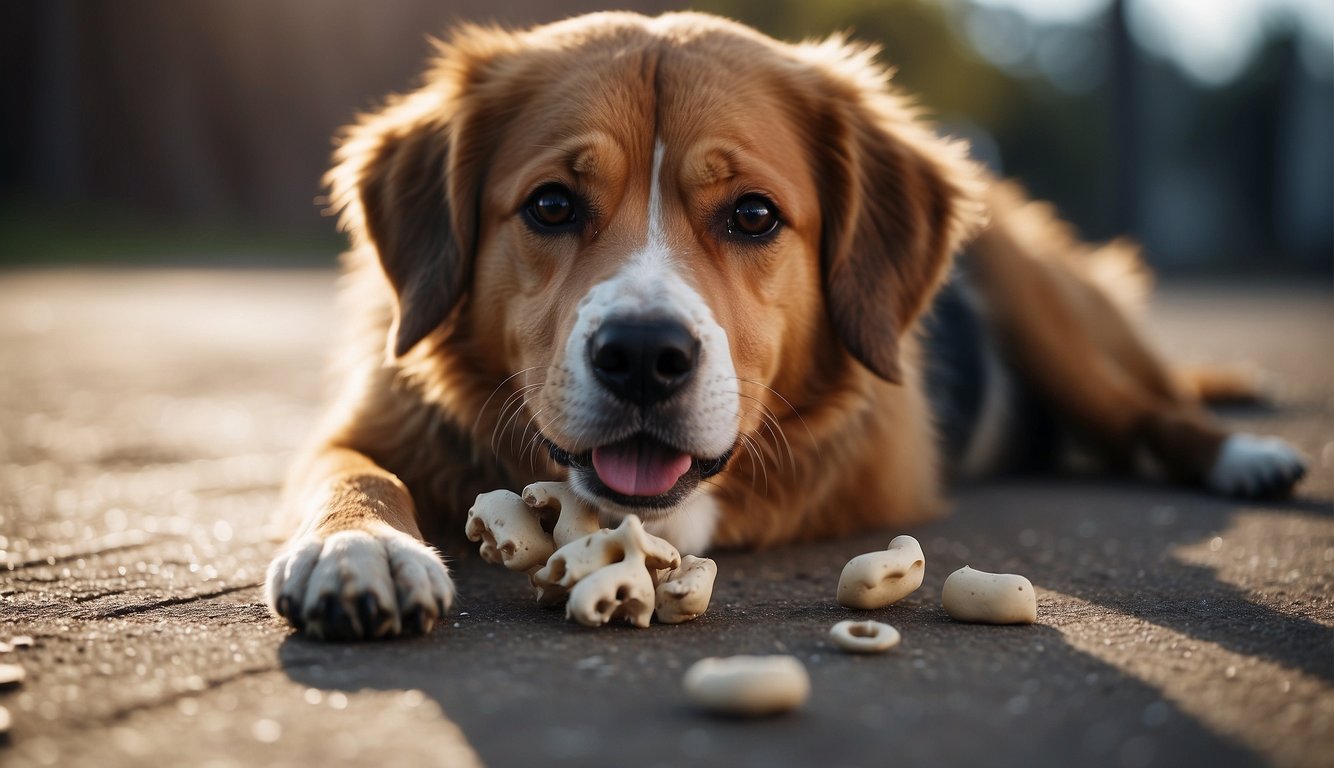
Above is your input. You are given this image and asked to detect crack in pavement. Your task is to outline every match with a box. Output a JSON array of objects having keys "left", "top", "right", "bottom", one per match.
[{"left": 82, "top": 582, "right": 264, "bottom": 620}]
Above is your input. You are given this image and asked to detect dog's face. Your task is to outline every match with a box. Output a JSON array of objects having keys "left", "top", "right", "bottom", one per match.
[{"left": 330, "top": 13, "right": 982, "bottom": 524}]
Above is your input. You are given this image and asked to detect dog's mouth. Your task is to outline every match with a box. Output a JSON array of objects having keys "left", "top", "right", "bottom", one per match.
[{"left": 545, "top": 434, "right": 733, "bottom": 509}]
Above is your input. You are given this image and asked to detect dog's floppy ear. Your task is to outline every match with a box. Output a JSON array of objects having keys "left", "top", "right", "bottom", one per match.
[
  {"left": 805, "top": 41, "right": 985, "bottom": 383},
  {"left": 326, "top": 32, "right": 508, "bottom": 358}
]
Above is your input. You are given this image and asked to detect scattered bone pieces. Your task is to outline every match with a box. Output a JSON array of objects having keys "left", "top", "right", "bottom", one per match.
[
  {"left": 532, "top": 515, "right": 680, "bottom": 594},
  {"left": 829, "top": 620, "right": 901, "bottom": 653},
  {"left": 466, "top": 490, "right": 555, "bottom": 571},
  {"left": 566, "top": 559, "right": 657, "bottom": 627},
  {"left": 521, "top": 482, "right": 600, "bottom": 548},
  {"left": 836, "top": 535, "right": 926, "bottom": 609},
  {"left": 941, "top": 566, "right": 1037, "bottom": 624},
  {"left": 533, "top": 514, "right": 682, "bottom": 627},
  {"left": 0, "top": 664, "right": 24, "bottom": 688},
  {"left": 470, "top": 484, "right": 717, "bottom": 625},
  {"left": 655, "top": 555, "right": 718, "bottom": 624},
  {"left": 683, "top": 655, "right": 810, "bottom": 717}
]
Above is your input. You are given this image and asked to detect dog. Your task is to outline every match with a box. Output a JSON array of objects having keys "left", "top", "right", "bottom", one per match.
[{"left": 264, "top": 12, "right": 1307, "bottom": 640}]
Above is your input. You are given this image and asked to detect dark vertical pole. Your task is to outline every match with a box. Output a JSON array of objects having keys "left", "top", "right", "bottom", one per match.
[
  {"left": 32, "top": 0, "right": 81, "bottom": 202},
  {"left": 1110, "top": 0, "right": 1140, "bottom": 239}
]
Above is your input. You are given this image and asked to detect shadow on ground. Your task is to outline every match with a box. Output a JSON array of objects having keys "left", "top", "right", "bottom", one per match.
[{"left": 275, "top": 481, "right": 1332, "bottom": 767}]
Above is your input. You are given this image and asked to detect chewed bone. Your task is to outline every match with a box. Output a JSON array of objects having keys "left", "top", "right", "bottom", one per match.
[
  {"left": 836, "top": 535, "right": 925, "bottom": 609},
  {"left": 531, "top": 514, "right": 681, "bottom": 624},
  {"left": 655, "top": 555, "right": 717, "bottom": 624},
  {"left": 465, "top": 490, "right": 555, "bottom": 571},
  {"left": 531, "top": 514, "right": 680, "bottom": 592},
  {"left": 566, "top": 559, "right": 657, "bottom": 627},
  {"left": 521, "top": 481, "right": 600, "bottom": 548},
  {"left": 468, "top": 484, "right": 714, "bottom": 626}
]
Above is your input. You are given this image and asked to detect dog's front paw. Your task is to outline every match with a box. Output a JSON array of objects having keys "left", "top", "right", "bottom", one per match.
[
  {"left": 1207, "top": 433, "right": 1307, "bottom": 499},
  {"left": 265, "top": 527, "right": 454, "bottom": 641}
]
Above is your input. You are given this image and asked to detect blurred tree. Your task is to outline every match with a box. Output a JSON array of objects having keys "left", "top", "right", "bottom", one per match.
[
  {"left": 695, "top": 0, "right": 1119, "bottom": 241},
  {"left": 1, "top": 0, "right": 1327, "bottom": 273}
]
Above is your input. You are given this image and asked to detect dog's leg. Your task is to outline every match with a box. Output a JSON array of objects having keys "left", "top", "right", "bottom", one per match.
[
  {"left": 969, "top": 185, "right": 1306, "bottom": 497},
  {"left": 265, "top": 445, "right": 454, "bottom": 640}
]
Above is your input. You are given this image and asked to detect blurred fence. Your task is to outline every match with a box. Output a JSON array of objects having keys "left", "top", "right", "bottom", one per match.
[
  {"left": 0, "top": 0, "right": 675, "bottom": 233},
  {"left": 1, "top": 0, "right": 1329, "bottom": 274}
]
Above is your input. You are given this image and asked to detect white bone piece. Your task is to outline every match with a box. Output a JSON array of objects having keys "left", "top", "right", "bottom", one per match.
[
  {"left": 528, "top": 567, "right": 569, "bottom": 607},
  {"left": 683, "top": 655, "right": 810, "bottom": 717},
  {"left": 521, "top": 481, "right": 600, "bottom": 548},
  {"left": 565, "top": 559, "right": 657, "bottom": 627},
  {"left": 829, "top": 620, "right": 901, "bottom": 653},
  {"left": 836, "top": 535, "right": 925, "bottom": 609},
  {"left": 941, "top": 566, "right": 1037, "bottom": 624},
  {"left": 465, "top": 489, "right": 554, "bottom": 571},
  {"left": 531, "top": 514, "right": 680, "bottom": 593},
  {"left": 0, "top": 664, "right": 24, "bottom": 687},
  {"left": 655, "top": 555, "right": 717, "bottom": 624}
]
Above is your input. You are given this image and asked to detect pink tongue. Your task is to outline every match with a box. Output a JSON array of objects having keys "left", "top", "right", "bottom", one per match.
[{"left": 592, "top": 440, "right": 693, "bottom": 497}]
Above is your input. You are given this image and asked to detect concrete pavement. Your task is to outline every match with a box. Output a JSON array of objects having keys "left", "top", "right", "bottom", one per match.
[{"left": 0, "top": 269, "right": 1330, "bottom": 767}]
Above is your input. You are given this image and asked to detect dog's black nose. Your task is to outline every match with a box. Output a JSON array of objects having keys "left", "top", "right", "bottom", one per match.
[{"left": 589, "top": 319, "right": 700, "bottom": 408}]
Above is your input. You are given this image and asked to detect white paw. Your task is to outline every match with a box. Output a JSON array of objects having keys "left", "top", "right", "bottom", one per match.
[
  {"left": 265, "top": 527, "right": 454, "bottom": 641},
  {"left": 1206, "top": 434, "right": 1307, "bottom": 498}
]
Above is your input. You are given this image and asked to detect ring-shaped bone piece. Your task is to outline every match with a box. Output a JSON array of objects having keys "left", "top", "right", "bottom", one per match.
[
  {"left": 829, "top": 620, "right": 901, "bottom": 653},
  {"left": 521, "top": 481, "right": 600, "bottom": 548},
  {"left": 683, "top": 655, "right": 810, "bottom": 717},
  {"left": 836, "top": 535, "right": 925, "bottom": 609},
  {"left": 465, "top": 490, "right": 554, "bottom": 571},
  {"left": 941, "top": 566, "right": 1037, "bottom": 624}
]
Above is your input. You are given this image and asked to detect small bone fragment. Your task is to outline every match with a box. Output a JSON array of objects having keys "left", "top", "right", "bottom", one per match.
[
  {"left": 0, "top": 703, "right": 9, "bottom": 735},
  {"left": 829, "top": 620, "right": 901, "bottom": 653},
  {"left": 530, "top": 528, "right": 623, "bottom": 590},
  {"left": 0, "top": 664, "right": 24, "bottom": 688},
  {"left": 655, "top": 555, "right": 717, "bottom": 624},
  {"left": 836, "top": 535, "right": 925, "bottom": 609},
  {"left": 566, "top": 559, "right": 657, "bottom": 627},
  {"left": 8, "top": 636, "right": 32, "bottom": 648},
  {"left": 683, "top": 655, "right": 810, "bottom": 717},
  {"left": 527, "top": 567, "right": 569, "bottom": 607},
  {"left": 465, "top": 490, "right": 555, "bottom": 571},
  {"left": 941, "top": 566, "right": 1037, "bottom": 624},
  {"left": 531, "top": 515, "right": 680, "bottom": 592},
  {"left": 522, "top": 481, "right": 600, "bottom": 548}
]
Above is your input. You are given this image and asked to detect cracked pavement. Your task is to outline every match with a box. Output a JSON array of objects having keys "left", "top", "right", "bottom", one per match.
[{"left": 0, "top": 269, "right": 1330, "bottom": 767}]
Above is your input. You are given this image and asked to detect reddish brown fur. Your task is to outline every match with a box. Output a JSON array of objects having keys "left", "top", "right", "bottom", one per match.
[
  {"left": 285, "top": 11, "right": 1238, "bottom": 566},
  {"left": 968, "top": 182, "right": 1228, "bottom": 482}
]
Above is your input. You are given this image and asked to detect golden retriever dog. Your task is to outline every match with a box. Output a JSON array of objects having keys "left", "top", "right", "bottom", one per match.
[{"left": 264, "top": 12, "right": 1307, "bottom": 640}]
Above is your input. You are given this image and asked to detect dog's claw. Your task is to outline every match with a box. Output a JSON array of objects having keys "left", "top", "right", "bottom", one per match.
[
  {"left": 402, "top": 605, "right": 423, "bottom": 635},
  {"left": 277, "top": 595, "right": 302, "bottom": 629},
  {"left": 356, "top": 593, "right": 385, "bottom": 638},
  {"left": 402, "top": 604, "right": 436, "bottom": 636},
  {"left": 321, "top": 594, "right": 358, "bottom": 641}
]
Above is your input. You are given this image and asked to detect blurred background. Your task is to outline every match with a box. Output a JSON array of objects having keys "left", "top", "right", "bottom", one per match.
[{"left": 0, "top": 0, "right": 1330, "bottom": 275}]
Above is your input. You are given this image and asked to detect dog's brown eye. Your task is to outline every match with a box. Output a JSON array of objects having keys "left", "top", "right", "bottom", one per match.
[
  {"left": 730, "top": 195, "right": 779, "bottom": 238},
  {"left": 527, "top": 185, "right": 576, "bottom": 229}
]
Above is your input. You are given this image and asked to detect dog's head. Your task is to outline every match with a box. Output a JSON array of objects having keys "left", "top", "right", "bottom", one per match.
[{"left": 328, "top": 12, "right": 983, "bottom": 524}]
